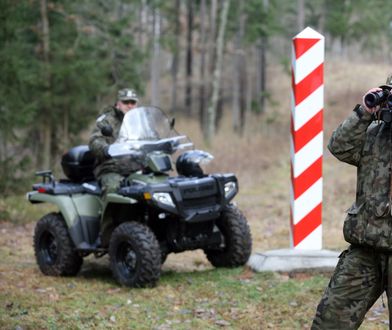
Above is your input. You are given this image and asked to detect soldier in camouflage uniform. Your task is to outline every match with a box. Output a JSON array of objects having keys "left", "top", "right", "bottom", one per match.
[
  {"left": 89, "top": 88, "right": 141, "bottom": 200},
  {"left": 312, "top": 77, "right": 392, "bottom": 329}
]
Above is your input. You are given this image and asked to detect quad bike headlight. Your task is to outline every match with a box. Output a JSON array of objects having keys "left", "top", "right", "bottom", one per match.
[
  {"left": 152, "top": 192, "right": 175, "bottom": 208},
  {"left": 224, "top": 181, "right": 237, "bottom": 199}
]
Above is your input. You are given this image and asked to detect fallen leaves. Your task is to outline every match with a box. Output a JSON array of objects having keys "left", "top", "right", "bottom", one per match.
[
  {"left": 35, "top": 287, "right": 60, "bottom": 302},
  {"left": 236, "top": 266, "right": 255, "bottom": 281},
  {"left": 106, "top": 287, "right": 122, "bottom": 295},
  {"left": 215, "top": 319, "right": 231, "bottom": 326}
]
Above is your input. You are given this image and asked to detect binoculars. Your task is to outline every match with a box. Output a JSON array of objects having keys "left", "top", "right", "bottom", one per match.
[
  {"left": 364, "top": 89, "right": 392, "bottom": 123},
  {"left": 364, "top": 89, "right": 392, "bottom": 108}
]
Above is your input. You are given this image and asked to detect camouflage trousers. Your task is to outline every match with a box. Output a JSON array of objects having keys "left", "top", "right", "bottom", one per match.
[
  {"left": 99, "top": 172, "right": 124, "bottom": 198},
  {"left": 98, "top": 172, "right": 125, "bottom": 241},
  {"left": 311, "top": 245, "right": 392, "bottom": 329}
]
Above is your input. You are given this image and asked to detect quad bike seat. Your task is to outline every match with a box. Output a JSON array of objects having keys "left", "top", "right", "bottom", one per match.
[{"left": 32, "top": 181, "right": 102, "bottom": 196}]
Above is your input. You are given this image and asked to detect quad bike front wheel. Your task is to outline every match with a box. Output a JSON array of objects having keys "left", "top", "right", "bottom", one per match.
[
  {"left": 204, "top": 204, "right": 252, "bottom": 267},
  {"left": 34, "top": 212, "right": 83, "bottom": 276},
  {"left": 109, "top": 222, "right": 161, "bottom": 288}
]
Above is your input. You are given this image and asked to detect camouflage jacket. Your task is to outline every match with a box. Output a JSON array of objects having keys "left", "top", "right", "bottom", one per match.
[
  {"left": 89, "top": 106, "right": 140, "bottom": 178},
  {"left": 328, "top": 104, "right": 392, "bottom": 250}
]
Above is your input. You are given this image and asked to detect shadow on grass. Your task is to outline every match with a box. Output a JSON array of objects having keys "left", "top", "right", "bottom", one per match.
[
  {"left": 78, "top": 257, "right": 115, "bottom": 285},
  {"left": 159, "top": 266, "right": 261, "bottom": 288},
  {"left": 75, "top": 256, "right": 249, "bottom": 288}
]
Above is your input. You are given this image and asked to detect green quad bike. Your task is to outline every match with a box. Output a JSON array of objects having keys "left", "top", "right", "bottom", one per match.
[{"left": 27, "top": 106, "right": 252, "bottom": 287}]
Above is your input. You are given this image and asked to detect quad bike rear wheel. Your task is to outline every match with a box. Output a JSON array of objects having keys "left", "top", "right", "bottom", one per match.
[
  {"left": 34, "top": 212, "right": 83, "bottom": 276},
  {"left": 109, "top": 222, "right": 161, "bottom": 287},
  {"left": 204, "top": 204, "right": 252, "bottom": 267}
]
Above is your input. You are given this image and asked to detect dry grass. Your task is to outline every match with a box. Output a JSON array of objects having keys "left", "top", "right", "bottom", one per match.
[{"left": 1, "top": 59, "right": 392, "bottom": 328}]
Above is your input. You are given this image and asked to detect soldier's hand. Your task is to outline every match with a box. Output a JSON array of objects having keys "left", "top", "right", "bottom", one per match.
[
  {"left": 103, "top": 145, "right": 111, "bottom": 159},
  {"left": 362, "top": 87, "right": 382, "bottom": 114}
]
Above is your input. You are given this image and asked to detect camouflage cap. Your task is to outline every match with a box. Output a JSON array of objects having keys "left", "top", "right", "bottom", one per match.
[
  {"left": 380, "top": 73, "right": 392, "bottom": 90},
  {"left": 117, "top": 88, "right": 139, "bottom": 102}
]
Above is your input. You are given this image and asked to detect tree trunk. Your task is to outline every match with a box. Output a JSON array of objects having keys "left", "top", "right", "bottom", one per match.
[
  {"left": 138, "top": 0, "right": 148, "bottom": 50},
  {"left": 246, "top": 49, "right": 253, "bottom": 115},
  {"left": 297, "top": 0, "right": 305, "bottom": 31},
  {"left": 259, "top": 38, "right": 266, "bottom": 113},
  {"left": 318, "top": 0, "right": 326, "bottom": 33},
  {"left": 40, "top": 0, "right": 52, "bottom": 169},
  {"left": 63, "top": 106, "right": 69, "bottom": 148},
  {"left": 198, "top": 0, "right": 207, "bottom": 127},
  {"left": 208, "top": 0, "right": 217, "bottom": 75},
  {"left": 216, "top": 87, "right": 224, "bottom": 129},
  {"left": 170, "top": 0, "right": 180, "bottom": 114},
  {"left": 239, "top": 59, "right": 246, "bottom": 133},
  {"left": 185, "top": 0, "right": 194, "bottom": 115},
  {"left": 0, "top": 132, "right": 5, "bottom": 164},
  {"left": 258, "top": 0, "right": 269, "bottom": 114},
  {"left": 232, "top": 1, "right": 246, "bottom": 134},
  {"left": 151, "top": 7, "right": 160, "bottom": 107},
  {"left": 206, "top": 0, "right": 230, "bottom": 143},
  {"left": 203, "top": 0, "right": 217, "bottom": 136}
]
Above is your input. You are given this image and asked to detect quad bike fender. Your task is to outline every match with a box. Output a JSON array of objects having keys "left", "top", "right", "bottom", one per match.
[
  {"left": 100, "top": 193, "right": 138, "bottom": 225},
  {"left": 28, "top": 192, "right": 80, "bottom": 226},
  {"left": 105, "top": 193, "right": 138, "bottom": 205},
  {"left": 99, "top": 193, "right": 139, "bottom": 247},
  {"left": 28, "top": 192, "right": 102, "bottom": 248}
]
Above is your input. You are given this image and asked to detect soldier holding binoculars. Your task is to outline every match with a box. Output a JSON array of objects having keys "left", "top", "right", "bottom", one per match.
[{"left": 312, "top": 74, "right": 392, "bottom": 329}]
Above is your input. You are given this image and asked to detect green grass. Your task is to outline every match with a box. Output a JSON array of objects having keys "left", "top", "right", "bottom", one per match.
[{"left": 0, "top": 262, "right": 331, "bottom": 329}]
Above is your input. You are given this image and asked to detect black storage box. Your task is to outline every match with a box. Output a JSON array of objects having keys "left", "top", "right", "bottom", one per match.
[{"left": 61, "top": 145, "right": 96, "bottom": 182}]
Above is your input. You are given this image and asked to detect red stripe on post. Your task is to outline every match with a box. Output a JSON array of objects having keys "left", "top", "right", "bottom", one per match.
[
  {"left": 291, "top": 157, "right": 322, "bottom": 199},
  {"left": 293, "top": 63, "right": 323, "bottom": 106},
  {"left": 293, "top": 203, "right": 322, "bottom": 246},
  {"left": 290, "top": 209, "right": 294, "bottom": 241},
  {"left": 293, "top": 38, "right": 320, "bottom": 59},
  {"left": 293, "top": 110, "right": 323, "bottom": 152}
]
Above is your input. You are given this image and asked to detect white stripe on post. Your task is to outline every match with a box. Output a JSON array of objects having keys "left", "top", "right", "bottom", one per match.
[
  {"left": 290, "top": 27, "right": 324, "bottom": 250},
  {"left": 291, "top": 86, "right": 324, "bottom": 130}
]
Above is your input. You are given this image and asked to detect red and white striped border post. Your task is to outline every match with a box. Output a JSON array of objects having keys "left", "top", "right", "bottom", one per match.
[{"left": 290, "top": 27, "right": 324, "bottom": 250}]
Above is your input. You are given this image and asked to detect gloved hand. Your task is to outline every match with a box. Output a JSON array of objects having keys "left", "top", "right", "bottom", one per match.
[
  {"left": 103, "top": 145, "right": 111, "bottom": 159},
  {"left": 362, "top": 87, "right": 383, "bottom": 114}
]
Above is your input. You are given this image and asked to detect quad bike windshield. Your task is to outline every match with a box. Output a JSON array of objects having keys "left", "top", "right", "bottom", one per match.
[{"left": 108, "top": 106, "right": 193, "bottom": 157}]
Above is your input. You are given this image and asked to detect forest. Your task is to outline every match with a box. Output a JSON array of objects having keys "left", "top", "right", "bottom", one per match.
[{"left": 1, "top": 0, "right": 392, "bottom": 192}]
